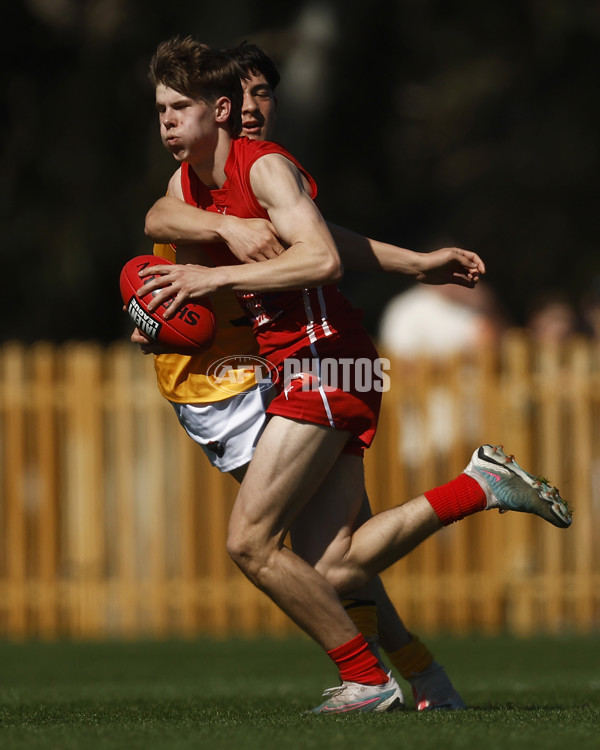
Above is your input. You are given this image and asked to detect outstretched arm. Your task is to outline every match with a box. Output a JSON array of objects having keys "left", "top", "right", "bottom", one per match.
[
  {"left": 327, "top": 223, "right": 485, "bottom": 287},
  {"left": 145, "top": 168, "right": 483, "bottom": 285},
  {"left": 146, "top": 194, "right": 483, "bottom": 285}
]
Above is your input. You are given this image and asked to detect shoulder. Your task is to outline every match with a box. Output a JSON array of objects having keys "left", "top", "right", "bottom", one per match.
[
  {"left": 241, "top": 141, "right": 317, "bottom": 201},
  {"left": 249, "top": 152, "right": 301, "bottom": 187},
  {"left": 167, "top": 167, "right": 184, "bottom": 199},
  {"left": 231, "top": 136, "right": 295, "bottom": 165}
]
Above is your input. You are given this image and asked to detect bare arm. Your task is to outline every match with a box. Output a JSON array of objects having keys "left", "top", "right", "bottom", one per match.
[
  {"left": 146, "top": 169, "right": 482, "bottom": 283},
  {"left": 328, "top": 223, "right": 485, "bottom": 287},
  {"left": 140, "top": 154, "right": 342, "bottom": 316},
  {"left": 145, "top": 169, "right": 284, "bottom": 263}
]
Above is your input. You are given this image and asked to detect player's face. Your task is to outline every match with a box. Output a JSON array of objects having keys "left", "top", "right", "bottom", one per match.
[
  {"left": 155, "top": 83, "right": 221, "bottom": 164},
  {"left": 240, "top": 73, "right": 277, "bottom": 141}
]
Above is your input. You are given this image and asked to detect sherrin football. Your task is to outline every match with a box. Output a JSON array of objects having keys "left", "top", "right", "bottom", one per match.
[{"left": 120, "top": 255, "right": 216, "bottom": 354}]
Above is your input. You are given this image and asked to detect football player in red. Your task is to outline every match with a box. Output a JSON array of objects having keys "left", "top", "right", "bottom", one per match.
[
  {"left": 136, "top": 37, "right": 571, "bottom": 714},
  {"left": 138, "top": 41, "right": 475, "bottom": 712}
]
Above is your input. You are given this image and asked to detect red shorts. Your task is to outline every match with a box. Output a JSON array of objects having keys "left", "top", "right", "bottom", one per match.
[{"left": 265, "top": 332, "right": 386, "bottom": 455}]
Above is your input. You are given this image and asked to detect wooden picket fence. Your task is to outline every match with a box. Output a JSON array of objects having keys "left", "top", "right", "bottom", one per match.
[{"left": 0, "top": 332, "right": 598, "bottom": 640}]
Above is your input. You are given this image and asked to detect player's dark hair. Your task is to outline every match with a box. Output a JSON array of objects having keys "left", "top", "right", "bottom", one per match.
[
  {"left": 149, "top": 36, "right": 242, "bottom": 135},
  {"left": 226, "top": 41, "right": 280, "bottom": 92}
]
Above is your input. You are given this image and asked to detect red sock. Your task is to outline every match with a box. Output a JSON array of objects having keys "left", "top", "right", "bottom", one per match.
[
  {"left": 327, "top": 633, "right": 388, "bottom": 685},
  {"left": 424, "top": 473, "right": 486, "bottom": 526}
]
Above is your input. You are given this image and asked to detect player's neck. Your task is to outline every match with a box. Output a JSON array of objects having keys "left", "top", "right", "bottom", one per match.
[{"left": 189, "top": 129, "right": 231, "bottom": 189}]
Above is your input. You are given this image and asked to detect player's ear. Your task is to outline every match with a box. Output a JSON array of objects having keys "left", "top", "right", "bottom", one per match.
[{"left": 214, "top": 96, "right": 231, "bottom": 123}]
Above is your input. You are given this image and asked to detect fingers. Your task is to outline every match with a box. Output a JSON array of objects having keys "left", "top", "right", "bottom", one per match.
[
  {"left": 136, "top": 264, "right": 209, "bottom": 319},
  {"left": 130, "top": 327, "right": 156, "bottom": 354},
  {"left": 263, "top": 243, "right": 284, "bottom": 259},
  {"left": 454, "top": 247, "right": 486, "bottom": 274},
  {"left": 259, "top": 222, "right": 284, "bottom": 259},
  {"left": 136, "top": 265, "right": 177, "bottom": 313},
  {"left": 448, "top": 277, "right": 470, "bottom": 289},
  {"left": 452, "top": 275, "right": 479, "bottom": 288},
  {"left": 130, "top": 328, "right": 146, "bottom": 345},
  {"left": 253, "top": 246, "right": 281, "bottom": 261},
  {"left": 249, "top": 235, "right": 285, "bottom": 261},
  {"left": 138, "top": 264, "right": 172, "bottom": 282},
  {"left": 137, "top": 264, "right": 172, "bottom": 298},
  {"left": 147, "top": 288, "right": 187, "bottom": 318},
  {"left": 436, "top": 248, "right": 485, "bottom": 279}
]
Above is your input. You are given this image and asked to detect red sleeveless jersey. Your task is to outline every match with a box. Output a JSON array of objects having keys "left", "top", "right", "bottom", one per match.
[
  {"left": 180, "top": 138, "right": 383, "bottom": 450},
  {"left": 180, "top": 138, "right": 364, "bottom": 365}
]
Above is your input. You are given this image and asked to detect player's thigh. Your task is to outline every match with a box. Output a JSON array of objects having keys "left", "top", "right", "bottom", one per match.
[
  {"left": 289, "top": 452, "right": 366, "bottom": 566},
  {"left": 229, "top": 415, "right": 351, "bottom": 547}
]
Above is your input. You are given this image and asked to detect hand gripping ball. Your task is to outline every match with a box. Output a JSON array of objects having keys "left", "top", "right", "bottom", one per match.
[{"left": 120, "top": 255, "right": 216, "bottom": 353}]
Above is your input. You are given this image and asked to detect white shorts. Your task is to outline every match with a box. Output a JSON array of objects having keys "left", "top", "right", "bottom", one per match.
[{"left": 171, "top": 384, "right": 274, "bottom": 473}]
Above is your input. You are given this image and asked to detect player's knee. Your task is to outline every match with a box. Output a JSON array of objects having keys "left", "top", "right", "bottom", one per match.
[
  {"left": 226, "top": 529, "right": 254, "bottom": 570},
  {"left": 226, "top": 526, "right": 272, "bottom": 583}
]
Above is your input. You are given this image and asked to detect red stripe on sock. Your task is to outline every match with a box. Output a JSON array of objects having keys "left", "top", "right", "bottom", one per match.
[
  {"left": 327, "top": 634, "right": 388, "bottom": 685},
  {"left": 424, "top": 473, "right": 486, "bottom": 526}
]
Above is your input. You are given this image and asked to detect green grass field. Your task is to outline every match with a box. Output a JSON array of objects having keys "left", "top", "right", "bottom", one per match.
[{"left": 0, "top": 635, "right": 598, "bottom": 750}]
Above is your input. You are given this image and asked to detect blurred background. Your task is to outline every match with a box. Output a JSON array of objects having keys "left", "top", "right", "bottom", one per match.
[{"left": 3, "top": 0, "right": 600, "bottom": 342}]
